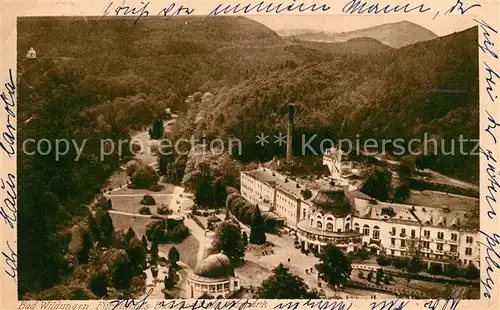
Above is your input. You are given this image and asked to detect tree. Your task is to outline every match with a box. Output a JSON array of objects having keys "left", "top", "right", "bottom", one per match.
[
  {"left": 140, "top": 194, "right": 156, "bottom": 205},
  {"left": 361, "top": 169, "right": 392, "bottom": 201},
  {"left": 375, "top": 268, "right": 384, "bottom": 285},
  {"left": 124, "top": 227, "right": 136, "bottom": 245},
  {"left": 139, "top": 206, "right": 152, "bottom": 215},
  {"left": 88, "top": 214, "right": 100, "bottom": 243},
  {"left": 367, "top": 271, "right": 373, "bottom": 282},
  {"left": 195, "top": 173, "right": 215, "bottom": 208},
  {"left": 149, "top": 119, "right": 165, "bottom": 139},
  {"left": 256, "top": 264, "right": 317, "bottom": 299},
  {"left": 150, "top": 242, "right": 159, "bottom": 265},
  {"left": 98, "top": 212, "right": 115, "bottom": 247},
  {"left": 398, "top": 156, "right": 416, "bottom": 180},
  {"left": 89, "top": 273, "right": 108, "bottom": 298},
  {"left": 141, "top": 235, "right": 148, "bottom": 253},
  {"left": 407, "top": 256, "right": 424, "bottom": 273},
  {"left": 315, "top": 244, "right": 352, "bottom": 286},
  {"left": 111, "top": 254, "right": 133, "bottom": 289},
  {"left": 126, "top": 236, "right": 147, "bottom": 272},
  {"left": 443, "top": 263, "right": 460, "bottom": 278},
  {"left": 165, "top": 266, "right": 176, "bottom": 289},
  {"left": 131, "top": 165, "right": 160, "bottom": 189},
  {"left": 464, "top": 264, "right": 479, "bottom": 279},
  {"left": 384, "top": 275, "right": 390, "bottom": 285},
  {"left": 77, "top": 229, "right": 93, "bottom": 264},
  {"left": 242, "top": 231, "right": 248, "bottom": 246},
  {"left": 394, "top": 184, "right": 410, "bottom": 201},
  {"left": 211, "top": 221, "right": 245, "bottom": 264},
  {"left": 429, "top": 263, "right": 443, "bottom": 275},
  {"left": 168, "top": 247, "right": 180, "bottom": 269},
  {"left": 249, "top": 206, "right": 267, "bottom": 245}
]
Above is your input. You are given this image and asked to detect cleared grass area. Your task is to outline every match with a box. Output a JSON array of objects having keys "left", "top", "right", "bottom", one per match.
[
  {"left": 158, "top": 234, "right": 200, "bottom": 269},
  {"left": 108, "top": 195, "right": 172, "bottom": 214},
  {"left": 108, "top": 196, "right": 145, "bottom": 214},
  {"left": 108, "top": 183, "right": 175, "bottom": 195},
  {"left": 105, "top": 170, "right": 129, "bottom": 190},
  {"left": 235, "top": 260, "right": 273, "bottom": 289},
  {"left": 110, "top": 212, "right": 156, "bottom": 238},
  {"left": 407, "top": 190, "right": 478, "bottom": 210}
]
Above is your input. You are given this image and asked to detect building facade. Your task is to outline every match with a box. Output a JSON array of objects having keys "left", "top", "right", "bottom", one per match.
[
  {"left": 187, "top": 253, "right": 240, "bottom": 298},
  {"left": 323, "top": 147, "right": 352, "bottom": 179},
  {"left": 240, "top": 167, "right": 480, "bottom": 268},
  {"left": 26, "top": 47, "right": 36, "bottom": 58}
]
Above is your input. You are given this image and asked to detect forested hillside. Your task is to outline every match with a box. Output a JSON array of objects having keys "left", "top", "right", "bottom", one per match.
[
  {"left": 17, "top": 16, "right": 478, "bottom": 298},
  {"left": 181, "top": 26, "right": 479, "bottom": 182}
]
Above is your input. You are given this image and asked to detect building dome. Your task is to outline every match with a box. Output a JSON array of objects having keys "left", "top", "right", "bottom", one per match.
[
  {"left": 193, "top": 253, "right": 234, "bottom": 278},
  {"left": 311, "top": 182, "right": 352, "bottom": 217}
]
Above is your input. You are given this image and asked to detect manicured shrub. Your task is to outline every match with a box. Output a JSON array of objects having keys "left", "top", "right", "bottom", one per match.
[
  {"left": 157, "top": 205, "right": 172, "bottom": 215},
  {"left": 141, "top": 195, "right": 156, "bottom": 205},
  {"left": 377, "top": 255, "right": 392, "bottom": 266},
  {"left": 139, "top": 206, "right": 152, "bottom": 215}
]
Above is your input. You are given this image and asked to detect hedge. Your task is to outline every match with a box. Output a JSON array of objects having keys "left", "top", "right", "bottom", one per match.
[{"left": 225, "top": 193, "right": 281, "bottom": 232}]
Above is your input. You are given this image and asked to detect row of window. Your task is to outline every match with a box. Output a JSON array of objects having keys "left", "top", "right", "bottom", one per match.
[
  {"left": 311, "top": 220, "right": 351, "bottom": 233},
  {"left": 193, "top": 282, "right": 231, "bottom": 292},
  {"left": 359, "top": 224, "right": 474, "bottom": 244}
]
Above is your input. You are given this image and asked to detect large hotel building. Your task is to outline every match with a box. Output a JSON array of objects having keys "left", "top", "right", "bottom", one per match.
[{"left": 240, "top": 148, "right": 480, "bottom": 268}]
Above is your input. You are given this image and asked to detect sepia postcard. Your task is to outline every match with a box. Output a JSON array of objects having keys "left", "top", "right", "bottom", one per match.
[{"left": 1, "top": 0, "right": 499, "bottom": 310}]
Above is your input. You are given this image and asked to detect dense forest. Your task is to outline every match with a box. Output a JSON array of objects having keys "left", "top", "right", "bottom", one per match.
[{"left": 17, "top": 16, "right": 478, "bottom": 298}]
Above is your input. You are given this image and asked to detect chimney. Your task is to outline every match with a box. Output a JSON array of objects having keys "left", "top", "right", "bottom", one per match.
[{"left": 286, "top": 104, "right": 295, "bottom": 162}]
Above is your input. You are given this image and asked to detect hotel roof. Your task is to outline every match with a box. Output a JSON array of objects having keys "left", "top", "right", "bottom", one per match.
[
  {"left": 242, "top": 168, "right": 315, "bottom": 202},
  {"left": 353, "top": 197, "right": 478, "bottom": 230}
]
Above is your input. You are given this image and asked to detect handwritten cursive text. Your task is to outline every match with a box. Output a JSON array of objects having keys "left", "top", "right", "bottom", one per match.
[
  {"left": 2, "top": 240, "right": 17, "bottom": 281},
  {"left": 478, "top": 230, "right": 500, "bottom": 298},
  {"left": 0, "top": 69, "right": 15, "bottom": 158},
  {"left": 342, "top": 0, "right": 431, "bottom": 14}
]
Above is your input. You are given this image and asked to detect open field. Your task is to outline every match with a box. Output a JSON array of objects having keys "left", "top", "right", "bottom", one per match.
[
  {"left": 108, "top": 183, "right": 175, "bottom": 195},
  {"left": 159, "top": 234, "right": 200, "bottom": 269},
  {"left": 110, "top": 212, "right": 156, "bottom": 237},
  {"left": 108, "top": 196, "right": 148, "bottom": 214},
  {"left": 235, "top": 260, "right": 273, "bottom": 289},
  {"left": 104, "top": 170, "right": 129, "bottom": 190}
]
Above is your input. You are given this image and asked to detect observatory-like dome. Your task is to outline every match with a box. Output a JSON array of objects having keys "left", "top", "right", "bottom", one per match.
[
  {"left": 311, "top": 183, "right": 352, "bottom": 217},
  {"left": 193, "top": 253, "right": 234, "bottom": 279}
]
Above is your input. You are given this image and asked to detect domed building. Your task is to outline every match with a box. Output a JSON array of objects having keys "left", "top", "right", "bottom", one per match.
[
  {"left": 296, "top": 183, "right": 362, "bottom": 254},
  {"left": 186, "top": 253, "right": 240, "bottom": 298}
]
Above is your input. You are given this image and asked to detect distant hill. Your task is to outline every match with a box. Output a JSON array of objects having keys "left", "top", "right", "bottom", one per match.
[
  {"left": 287, "top": 36, "right": 393, "bottom": 55},
  {"left": 285, "top": 21, "right": 438, "bottom": 48}
]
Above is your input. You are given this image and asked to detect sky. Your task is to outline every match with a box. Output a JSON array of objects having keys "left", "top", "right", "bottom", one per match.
[{"left": 248, "top": 15, "right": 478, "bottom": 37}]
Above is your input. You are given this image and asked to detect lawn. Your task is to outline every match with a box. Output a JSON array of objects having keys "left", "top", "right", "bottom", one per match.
[
  {"left": 108, "top": 195, "right": 172, "bottom": 214},
  {"left": 110, "top": 212, "right": 156, "bottom": 238},
  {"left": 235, "top": 260, "right": 273, "bottom": 289},
  {"left": 108, "top": 183, "right": 175, "bottom": 195},
  {"left": 158, "top": 234, "right": 200, "bottom": 269},
  {"left": 108, "top": 196, "right": 146, "bottom": 214},
  {"left": 104, "top": 170, "right": 129, "bottom": 190}
]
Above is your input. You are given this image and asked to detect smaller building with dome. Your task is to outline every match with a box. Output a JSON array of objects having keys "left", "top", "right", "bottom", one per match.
[{"left": 186, "top": 253, "right": 240, "bottom": 298}]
